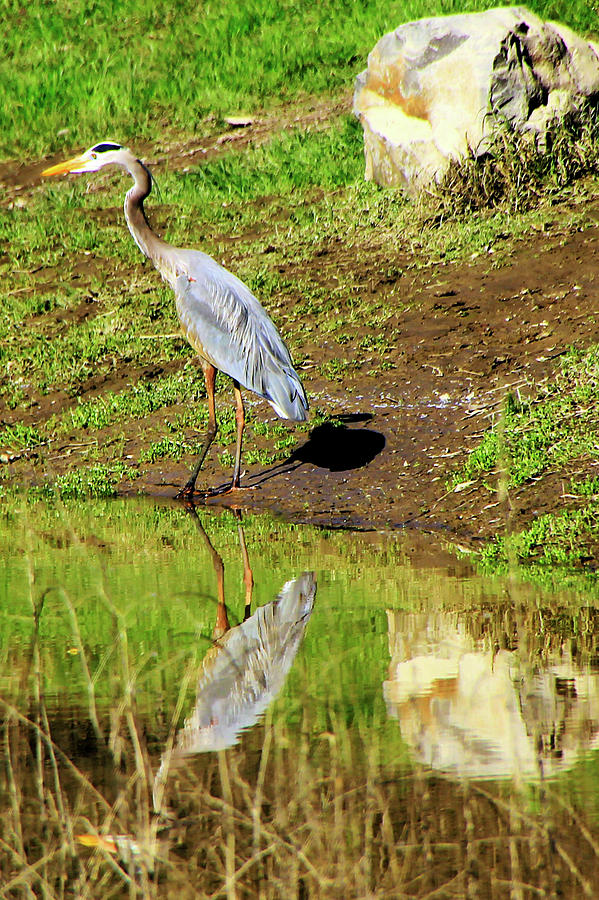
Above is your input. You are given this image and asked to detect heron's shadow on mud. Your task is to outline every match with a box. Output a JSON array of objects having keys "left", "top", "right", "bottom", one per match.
[
  {"left": 214, "top": 414, "right": 384, "bottom": 493},
  {"left": 288, "top": 413, "right": 385, "bottom": 472}
]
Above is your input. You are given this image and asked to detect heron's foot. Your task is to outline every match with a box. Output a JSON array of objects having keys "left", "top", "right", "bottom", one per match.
[
  {"left": 206, "top": 481, "right": 253, "bottom": 497},
  {"left": 175, "top": 481, "right": 198, "bottom": 501},
  {"left": 177, "top": 478, "right": 253, "bottom": 501}
]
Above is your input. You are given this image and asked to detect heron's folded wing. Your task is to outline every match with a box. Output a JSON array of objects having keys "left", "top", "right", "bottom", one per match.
[{"left": 174, "top": 257, "right": 308, "bottom": 420}]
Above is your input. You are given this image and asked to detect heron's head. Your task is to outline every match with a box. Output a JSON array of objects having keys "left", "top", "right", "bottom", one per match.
[{"left": 42, "top": 142, "right": 132, "bottom": 176}]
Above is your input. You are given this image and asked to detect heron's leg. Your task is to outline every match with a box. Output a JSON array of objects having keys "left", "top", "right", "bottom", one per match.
[
  {"left": 231, "top": 380, "right": 245, "bottom": 489},
  {"left": 184, "top": 502, "right": 230, "bottom": 636},
  {"left": 178, "top": 363, "right": 218, "bottom": 497},
  {"left": 234, "top": 511, "right": 254, "bottom": 620}
]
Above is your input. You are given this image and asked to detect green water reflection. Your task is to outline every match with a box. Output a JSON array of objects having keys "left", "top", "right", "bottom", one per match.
[{"left": 2, "top": 498, "right": 599, "bottom": 897}]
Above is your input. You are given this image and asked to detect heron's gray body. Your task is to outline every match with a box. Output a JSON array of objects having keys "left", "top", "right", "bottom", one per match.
[
  {"left": 170, "top": 250, "right": 307, "bottom": 421},
  {"left": 121, "top": 168, "right": 307, "bottom": 424}
]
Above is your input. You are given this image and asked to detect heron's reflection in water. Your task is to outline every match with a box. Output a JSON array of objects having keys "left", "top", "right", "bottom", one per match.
[
  {"left": 78, "top": 506, "right": 315, "bottom": 871},
  {"left": 154, "top": 505, "right": 316, "bottom": 801},
  {"left": 384, "top": 610, "right": 599, "bottom": 781}
]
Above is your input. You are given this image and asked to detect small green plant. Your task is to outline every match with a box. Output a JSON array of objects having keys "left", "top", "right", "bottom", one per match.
[
  {"left": 0, "top": 423, "right": 45, "bottom": 452},
  {"left": 244, "top": 448, "right": 277, "bottom": 466},
  {"left": 218, "top": 450, "right": 235, "bottom": 471},
  {"left": 33, "top": 464, "right": 128, "bottom": 500},
  {"left": 139, "top": 437, "right": 193, "bottom": 465},
  {"left": 320, "top": 358, "right": 359, "bottom": 381},
  {"left": 571, "top": 476, "right": 599, "bottom": 498}
]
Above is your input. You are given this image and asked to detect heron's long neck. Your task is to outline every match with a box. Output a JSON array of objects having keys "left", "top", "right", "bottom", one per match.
[{"left": 123, "top": 158, "right": 169, "bottom": 264}]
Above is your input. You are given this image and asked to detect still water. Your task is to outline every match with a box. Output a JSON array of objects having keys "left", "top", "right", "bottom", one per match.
[{"left": 1, "top": 498, "right": 599, "bottom": 898}]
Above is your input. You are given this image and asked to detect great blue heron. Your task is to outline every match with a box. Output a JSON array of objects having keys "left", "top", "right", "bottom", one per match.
[{"left": 41, "top": 142, "right": 308, "bottom": 496}]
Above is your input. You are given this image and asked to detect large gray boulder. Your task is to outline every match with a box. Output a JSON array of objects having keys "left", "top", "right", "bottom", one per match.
[{"left": 353, "top": 7, "right": 599, "bottom": 192}]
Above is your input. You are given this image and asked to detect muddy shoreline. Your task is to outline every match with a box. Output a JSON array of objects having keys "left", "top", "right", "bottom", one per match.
[
  {"left": 2, "top": 125, "right": 598, "bottom": 546},
  {"left": 118, "top": 201, "right": 599, "bottom": 543}
]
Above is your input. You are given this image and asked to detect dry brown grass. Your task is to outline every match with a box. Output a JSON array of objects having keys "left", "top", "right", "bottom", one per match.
[
  {"left": 428, "top": 105, "right": 599, "bottom": 215},
  {"left": 3, "top": 687, "right": 599, "bottom": 898}
]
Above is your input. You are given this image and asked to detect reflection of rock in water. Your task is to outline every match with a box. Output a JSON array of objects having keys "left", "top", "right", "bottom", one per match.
[
  {"left": 172, "top": 573, "right": 315, "bottom": 755},
  {"left": 384, "top": 610, "right": 599, "bottom": 780}
]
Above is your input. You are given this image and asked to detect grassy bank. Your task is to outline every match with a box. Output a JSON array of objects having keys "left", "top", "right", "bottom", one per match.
[
  {"left": 450, "top": 344, "right": 599, "bottom": 573},
  {"left": 1, "top": 0, "right": 597, "bottom": 159},
  {"left": 2, "top": 113, "right": 599, "bottom": 566},
  {"left": 1, "top": 0, "right": 599, "bottom": 566}
]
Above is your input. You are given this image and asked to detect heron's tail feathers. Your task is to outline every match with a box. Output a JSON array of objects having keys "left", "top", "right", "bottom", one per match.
[{"left": 264, "top": 366, "right": 309, "bottom": 422}]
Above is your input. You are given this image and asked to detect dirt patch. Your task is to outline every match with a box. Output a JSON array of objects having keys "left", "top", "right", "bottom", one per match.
[
  {"left": 124, "top": 203, "right": 599, "bottom": 542},
  {"left": 0, "top": 93, "right": 353, "bottom": 207},
  {"left": 2, "top": 100, "right": 599, "bottom": 543}
]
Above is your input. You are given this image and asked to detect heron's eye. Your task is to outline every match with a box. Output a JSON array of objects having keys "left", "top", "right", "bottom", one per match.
[{"left": 91, "top": 152, "right": 97, "bottom": 159}]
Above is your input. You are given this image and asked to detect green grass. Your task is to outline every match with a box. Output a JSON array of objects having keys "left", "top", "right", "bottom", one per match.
[
  {"left": 138, "top": 435, "right": 194, "bottom": 465},
  {"left": 45, "top": 463, "right": 129, "bottom": 499},
  {"left": 0, "top": 363, "right": 294, "bottom": 477},
  {"left": 2, "top": 0, "right": 596, "bottom": 160},
  {"left": 450, "top": 345, "right": 599, "bottom": 490},
  {"left": 450, "top": 345, "right": 599, "bottom": 571},
  {"left": 0, "top": 368, "right": 203, "bottom": 455},
  {"left": 66, "top": 368, "right": 206, "bottom": 432},
  {"left": 181, "top": 118, "right": 364, "bottom": 202},
  {"left": 0, "top": 422, "right": 45, "bottom": 452},
  {"left": 0, "top": 463, "right": 128, "bottom": 501},
  {"left": 571, "top": 476, "right": 599, "bottom": 498}
]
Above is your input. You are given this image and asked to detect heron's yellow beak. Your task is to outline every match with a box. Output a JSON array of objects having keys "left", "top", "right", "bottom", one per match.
[{"left": 41, "top": 154, "right": 87, "bottom": 177}]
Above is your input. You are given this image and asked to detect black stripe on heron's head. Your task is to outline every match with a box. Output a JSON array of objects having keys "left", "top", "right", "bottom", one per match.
[{"left": 91, "top": 142, "right": 122, "bottom": 153}]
